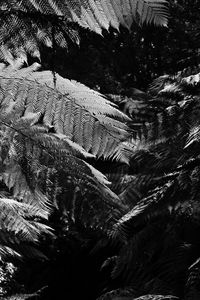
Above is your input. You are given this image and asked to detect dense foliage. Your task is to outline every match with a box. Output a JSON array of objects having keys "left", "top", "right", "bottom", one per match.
[{"left": 0, "top": 0, "right": 199, "bottom": 300}]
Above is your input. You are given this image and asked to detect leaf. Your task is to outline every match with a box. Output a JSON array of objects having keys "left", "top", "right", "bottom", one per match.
[
  {"left": 0, "top": 68, "right": 131, "bottom": 162},
  {"left": 0, "top": 0, "right": 169, "bottom": 61}
]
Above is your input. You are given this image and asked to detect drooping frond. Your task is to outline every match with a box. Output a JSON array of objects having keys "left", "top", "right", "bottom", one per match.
[
  {"left": 112, "top": 180, "right": 174, "bottom": 239},
  {"left": 98, "top": 62, "right": 200, "bottom": 299},
  {"left": 132, "top": 296, "right": 178, "bottom": 300},
  {"left": 0, "top": 1, "right": 169, "bottom": 60},
  {"left": 0, "top": 118, "right": 122, "bottom": 205},
  {"left": 3, "top": 286, "right": 47, "bottom": 300},
  {"left": 0, "top": 3, "right": 79, "bottom": 62},
  {"left": 0, "top": 194, "right": 52, "bottom": 260},
  {"left": 0, "top": 197, "right": 51, "bottom": 242},
  {"left": 185, "top": 258, "right": 200, "bottom": 300},
  {"left": 149, "top": 69, "right": 200, "bottom": 97},
  {"left": 0, "top": 67, "right": 131, "bottom": 162},
  {"left": 185, "top": 125, "right": 200, "bottom": 149},
  {"left": 0, "top": 93, "right": 127, "bottom": 236},
  {"left": 0, "top": 121, "right": 52, "bottom": 215},
  {"left": 2, "top": 164, "right": 51, "bottom": 216},
  {"left": 97, "top": 289, "right": 176, "bottom": 300},
  {"left": 97, "top": 287, "right": 136, "bottom": 300},
  {"left": 0, "top": 0, "right": 169, "bottom": 62}
]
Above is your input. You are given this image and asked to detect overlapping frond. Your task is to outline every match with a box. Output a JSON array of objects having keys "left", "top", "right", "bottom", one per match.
[
  {"left": 0, "top": 67, "right": 128, "bottom": 235},
  {"left": 102, "top": 65, "right": 200, "bottom": 300},
  {"left": 96, "top": 287, "right": 136, "bottom": 300},
  {"left": 0, "top": 3, "right": 79, "bottom": 62},
  {"left": 0, "top": 197, "right": 51, "bottom": 243},
  {"left": 112, "top": 180, "right": 174, "bottom": 239},
  {"left": 111, "top": 67, "right": 200, "bottom": 239},
  {"left": 0, "top": 118, "right": 122, "bottom": 205},
  {"left": 0, "top": 0, "right": 169, "bottom": 62},
  {"left": 133, "top": 296, "right": 177, "bottom": 300},
  {"left": 3, "top": 286, "right": 47, "bottom": 300},
  {"left": 0, "top": 67, "right": 131, "bottom": 162},
  {"left": 97, "top": 288, "right": 176, "bottom": 300},
  {"left": 0, "top": 193, "right": 52, "bottom": 260},
  {"left": 16, "top": 0, "right": 169, "bottom": 30},
  {"left": 185, "top": 258, "right": 200, "bottom": 300}
]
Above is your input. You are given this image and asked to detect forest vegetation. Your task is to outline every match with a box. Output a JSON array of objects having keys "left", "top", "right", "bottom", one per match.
[{"left": 0, "top": 0, "right": 199, "bottom": 299}]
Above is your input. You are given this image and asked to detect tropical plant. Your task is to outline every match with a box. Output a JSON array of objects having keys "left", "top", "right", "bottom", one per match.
[
  {"left": 0, "top": 0, "right": 169, "bottom": 63},
  {"left": 0, "top": 62, "right": 133, "bottom": 298},
  {"left": 0, "top": 0, "right": 173, "bottom": 298},
  {"left": 0, "top": 60, "right": 132, "bottom": 256},
  {"left": 98, "top": 67, "right": 200, "bottom": 299}
]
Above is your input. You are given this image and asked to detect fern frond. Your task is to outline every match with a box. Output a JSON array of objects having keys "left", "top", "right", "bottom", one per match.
[
  {"left": 2, "top": 164, "right": 51, "bottom": 217},
  {"left": 150, "top": 70, "right": 200, "bottom": 97},
  {"left": 97, "top": 287, "right": 136, "bottom": 300},
  {"left": 0, "top": 245, "right": 21, "bottom": 260},
  {"left": 185, "top": 125, "right": 200, "bottom": 149},
  {"left": 118, "top": 174, "right": 153, "bottom": 206},
  {"left": 0, "top": 194, "right": 52, "bottom": 260},
  {"left": 0, "top": 197, "right": 52, "bottom": 243},
  {"left": 1, "top": 128, "right": 121, "bottom": 210},
  {"left": 3, "top": 285, "right": 47, "bottom": 300},
  {"left": 0, "top": 5, "right": 78, "bottom": 62},
  {"left": 185, "top": 257, "right": 200, "bottom": 300},
  {"left": 112, "top": 181, "right": 174, "bottom": 240},
  {"left": 133, "top": 296, "right": 178, "bottom": 300},
  {"left": 0, "top": 112, "right": 124, "bottom": 230},
  {"left": 0, "top": 68, "right": 131, "bottom": 162},
  {"left": 0, "top": 0, "right": 169, "bottom": 61}
]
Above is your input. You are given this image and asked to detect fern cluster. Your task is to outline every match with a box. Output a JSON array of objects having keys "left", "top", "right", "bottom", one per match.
[
  {"left": 0, "top": 0, "right": 169, "bottom": 63},
  {"left": 98, "top": 67, "right": 200, "bottom": 299},
  {"left": 0, "top": 61, "right": 134, "bottom": 268}
]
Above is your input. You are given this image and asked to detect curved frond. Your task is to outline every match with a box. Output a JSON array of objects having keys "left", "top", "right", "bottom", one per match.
[
  {"left": 133, "top": 296, "right": 178, "bottom": 300},
  {"left": 0, "top": 197, "right": 52, "bottom": 243},
  {"left": 97, "top": 288, "right": 136, "bottom": 300},
  {"left": 0, "top": 0, "right": 169, "bottom": 61},
  {"left": 0, "top": 67, "right": 131, "bottom": 162},
  {"left": 0, "top": 193, "right": 52, "bottom": 260},
  {"left": 185, "top": 258, "right": 200, "bottom": 300},
  {"left": 0, "top": 121, "right": 121, "bottom": 206},
  {"left": 112, "top": 181, "right": 174, "bottom": 240},
  {"left": 0, "top": 245, "right": 21, "bottom": 260}
]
